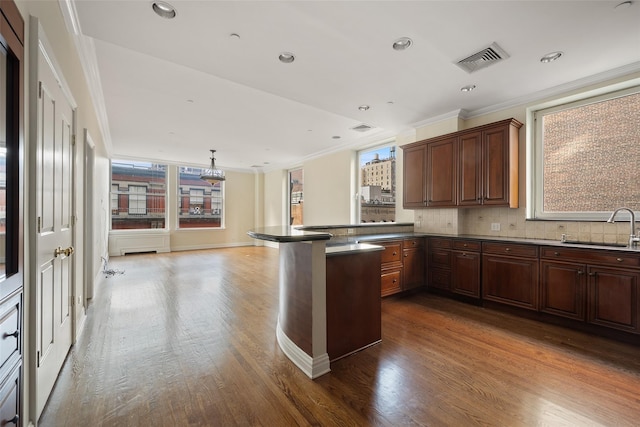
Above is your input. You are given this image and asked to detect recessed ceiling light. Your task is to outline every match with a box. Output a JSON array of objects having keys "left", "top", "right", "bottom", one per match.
[
  {"left": 460, "top": 85, "right": 476, "bottom": 92},
  {"left": 540, "top": 51, "right": 563, "bottom": 63},
  {"left": 615, "top": 1, "right": 633, "bottom": 10},
  {"left": 358, "top": 105, "right": 370, "bottom": 111},
  {"left": 152, "top": 1, "right": 176, "bottom": 19},
  {"left": 392, "top": 37, "right": 413, "bottom": 51},
  {"left": 279, "top": 52, "right": 295, "bottom": 63}
]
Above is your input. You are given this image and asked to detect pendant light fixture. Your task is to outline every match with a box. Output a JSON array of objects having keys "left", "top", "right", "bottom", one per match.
[{"left": 200, "top": 149, "right": 225, "bottom": 184}]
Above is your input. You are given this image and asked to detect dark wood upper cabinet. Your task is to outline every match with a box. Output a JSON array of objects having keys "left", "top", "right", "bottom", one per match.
[
  {"left": 458, "top": 131, "right": 482, "bottom": 206},
  {"left": 426, "top": 136, "right": 457, "bottom": 207},
  {"left": 402, "top": 145, "right": 427, "bottom": 208},
  {"left": 402, "top": 118, "right": 521, "bottom": 209}
]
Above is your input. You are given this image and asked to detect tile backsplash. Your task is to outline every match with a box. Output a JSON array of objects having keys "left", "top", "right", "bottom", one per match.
[{"left": 414, "top": 207, "right": 633, "bottom": 245}]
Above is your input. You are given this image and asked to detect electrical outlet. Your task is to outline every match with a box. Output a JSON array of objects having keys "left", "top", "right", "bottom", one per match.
[
  {"left": 347, "top": 228, "right": 355, "bottom": 235},
  {"left": 491, "top": 223, "right": 501, "bottom": 231}
]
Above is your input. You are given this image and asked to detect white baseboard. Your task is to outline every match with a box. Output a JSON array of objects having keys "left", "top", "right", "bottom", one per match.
[
  {"left": 170, "top": 241, "right": 253, "bottom": 252},
  {"left": 276, "top": 320, "right": 330, "bottom": 379}
]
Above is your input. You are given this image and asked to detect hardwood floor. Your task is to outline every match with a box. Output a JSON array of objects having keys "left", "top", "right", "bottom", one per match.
[{"left": 39, "top": 247, "right": 640, "bottom": 426}]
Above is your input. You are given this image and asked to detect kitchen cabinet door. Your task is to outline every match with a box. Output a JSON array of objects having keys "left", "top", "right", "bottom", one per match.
[
  {"left": 426, "top": 137, "right": 457, "bottom": 207},
  {"left": 458, "top": 131, "right": 482, "bottom": 206},
  {"left": 403, "top": 246, "right": 425, "bottom": 291},
  {"left": 587, "top": 266, "right": 640, "bottom": 334},
  {"left": 452, "top": 250, "right": 481, "bottom": 298},
  {"left": 482, "top": 254, "right": 539, "bottom": 311},
  {"left": 403, "top": 144, "right": 427, "bottom": 208},
  {"left": 540, "top": 260, "right": 586, "bottom": 321}
]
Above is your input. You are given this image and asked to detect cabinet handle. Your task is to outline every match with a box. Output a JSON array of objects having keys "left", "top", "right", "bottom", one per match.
[
  {"left": 617, "top": 258, "right": 624, "bottom": 262},
  {"left": 462, "top": 252, "right": 467, "bottom": 257},
  {"left": 588, "top": 272, "right": 596, "bottom": 277},
  {"left": 8, "top": 415, "right": 18, "bottom": 425},
  {"left": 392, "top": 252, "right": 397, "bottom": 256},
  {"left": 393, "top": 279, "right": 397, "bottom": 283},
  {"left": 577, "top": 270, "right": 584, "bottom": 275},
  {"left": 554, "top": 251, "right": 560, "bottom": 256},
  {"left": 3, "top": 330, "right": 19, "bottom": 339},
  {"left": 404, "top": 253, "right": 408, "bottom": 257},
  {"left": 505, "top": 248, "right": 511, "bottom": 252},
  {"left": 463, "top": 243, "right": 468, "bottom": 247}
]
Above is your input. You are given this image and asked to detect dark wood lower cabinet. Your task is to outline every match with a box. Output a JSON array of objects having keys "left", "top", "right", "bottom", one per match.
[
  {"left": 540, "top": 260, "right": 586, "bottom": 321},
  {"left": 482, "top": 253, "right": 539, "bottom": 311},
  {"left": 326, "top": 251, "right": 382, "bottom": 361},
  {"left": 587, "top": 266, "right": 639, "bottom": 334},
  {"left": 452, "top": 250, "right": 481, "bottom": 298},
  {"left": 373, "top": 238, "right": 426, "bottom": 297}
]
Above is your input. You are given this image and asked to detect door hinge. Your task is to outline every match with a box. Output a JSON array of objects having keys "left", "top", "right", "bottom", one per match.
[
  {"left": 72, "top": 215, "right": 77, "bottom": 226},
  {"left": 37, "top": 216, "right": 42, "bottom": 233},
  {"left": 38, "top": 81, "right": 42, "bottom": 99},
  {"left": 37, "top": 350, "right": 41, "bottom": 367},
  {"left": 72, "top": 134, "right": 76, "bottom": 146}
]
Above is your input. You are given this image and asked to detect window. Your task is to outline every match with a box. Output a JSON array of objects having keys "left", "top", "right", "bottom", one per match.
[
  {"left": 111, "top": 160, "right": 166, "bottom": 229},
  {"left": 177, "top": 166, "right": 223, "bottom": 228},
  {"left": 529, "top": 85, "right": 640, "bottom": 220},
  {"left": 128, "top": 185, "right": 147, "bottom": 214},
  {"left": 111, "top": 184, "right": 119, "bottom": 215},
  {"left": 358, "top": 143, "right": 396, "bottom": 223},
  {"left": 288, "top": 168, "right": 303, "bottom": 226}
]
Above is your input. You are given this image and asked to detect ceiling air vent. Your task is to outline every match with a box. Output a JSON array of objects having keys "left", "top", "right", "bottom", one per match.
[
  {"left": 456, "top": 42, "right": 510, "bottom": 74},
  {"left": 350, "top": 123, "right": 374, "bottom": 132}
]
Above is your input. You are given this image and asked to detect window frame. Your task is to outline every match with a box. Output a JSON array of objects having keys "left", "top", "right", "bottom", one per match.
[
  {"left": 127, "top": 185, "right": 147, "bottom": 215},
  {"left": 526, "top": 81, "right": 640, "bottom": 221}
]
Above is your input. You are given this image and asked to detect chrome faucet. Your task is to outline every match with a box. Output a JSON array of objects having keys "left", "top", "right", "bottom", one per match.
[{"left": 607, "top": 207, "right": 639, "bottom": 249}]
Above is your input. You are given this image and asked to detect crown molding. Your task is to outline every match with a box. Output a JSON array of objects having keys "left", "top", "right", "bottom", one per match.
[{"left": 58, "top": 0, "right": 113, "bottom": 156}]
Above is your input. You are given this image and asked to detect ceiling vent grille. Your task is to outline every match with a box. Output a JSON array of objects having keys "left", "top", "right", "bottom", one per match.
[
  {"left": 351, "top": 123, "right": 374, "bottom": 132},
  {"left": 456, "top": 42, "right": 510, "bottom": 74}
]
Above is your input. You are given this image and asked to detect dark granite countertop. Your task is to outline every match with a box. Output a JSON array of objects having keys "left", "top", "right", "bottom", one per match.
[
  {"left": 325, "top": 243, "right": 385, "bottom": 257},
  {"left": 247, "top": 226, "right": 332, "bottom": 243},
  {"left": 331, "top": 232, "right": 639, "bottom": 253}
]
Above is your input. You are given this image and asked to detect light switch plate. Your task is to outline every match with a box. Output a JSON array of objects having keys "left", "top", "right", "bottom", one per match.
[{"left": 491, "top": 223, "right": 501, "bottom": 231}]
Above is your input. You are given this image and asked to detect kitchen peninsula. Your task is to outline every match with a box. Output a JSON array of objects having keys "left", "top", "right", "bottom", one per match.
[{"left": 247, "top": 226, "right": 384, "bottom": 378}]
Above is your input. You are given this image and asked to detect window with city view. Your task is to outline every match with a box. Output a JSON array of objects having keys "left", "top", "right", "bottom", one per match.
[
  {"left": 359, "top": 144, "right": 396, "bottom": 222},
  {"left": 111, "top": 160, "right": 167, "bottom": 229},
  {"left": 289, "top": 168, "right": 303, "bottom": 226},
  {"left": 177, "top": 166, "right": 224, "bottom": 228},
  {"left": 531, "top": 87, "right": 640, "bottom": 220}
]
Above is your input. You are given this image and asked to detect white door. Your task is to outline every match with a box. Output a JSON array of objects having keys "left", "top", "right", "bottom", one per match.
[{"left": 34, "top": 50, "right": 75, "bottom": 418}]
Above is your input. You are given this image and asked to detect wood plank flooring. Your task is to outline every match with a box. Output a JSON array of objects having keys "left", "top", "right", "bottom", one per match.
[{"left": 39, "top": 246, "right": 640, "bottom": 426}]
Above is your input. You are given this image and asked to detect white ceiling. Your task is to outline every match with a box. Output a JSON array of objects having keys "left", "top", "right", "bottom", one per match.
[{"left": 68, "top": 0, "right": 640, "bottom": 171}]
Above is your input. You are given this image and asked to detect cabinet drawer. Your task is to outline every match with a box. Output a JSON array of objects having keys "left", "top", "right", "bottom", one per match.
[
  {"left": 452, "top": 239, "right": 481, "bottom": 251},
  {"left": 482, "top": 242, "right": 538, "bottom": 258},
  {"left": 379, "top": 241, "right": 402, "bottom": 265},
  {"left": 0, "top": 363, "right": 20, "bottom": 427},
  {"left": 0, "top": 296, "right": 20, "bottom": 375},
  {"left": 381, "top": 269, "right": 402, "bottom": 297},
  {"left": 430, "top": 238, "right": 452, "bottom": 249},
  {"left": 540, "top": 246, "right": 640, "bottom": 268},
  {"left": 404, "top": 238, "right": 424, "bottom": 249}
]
